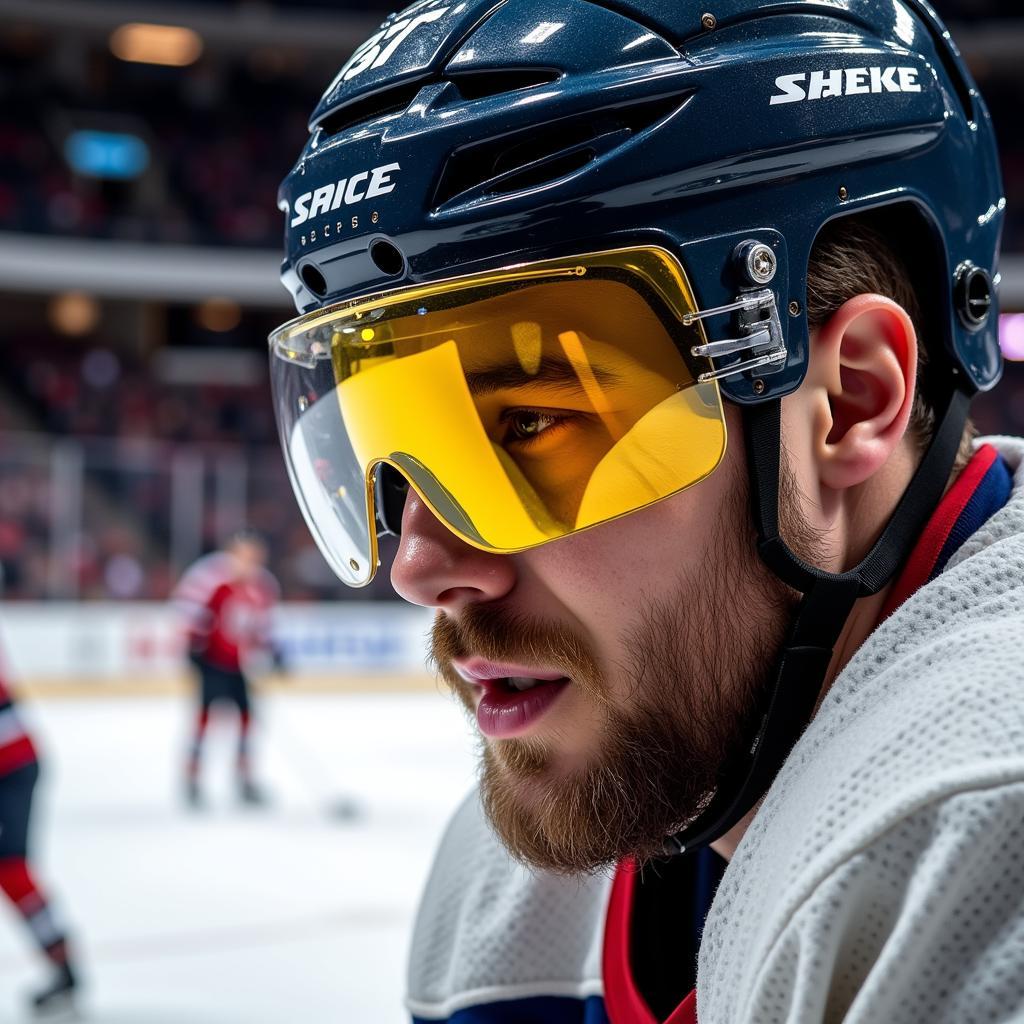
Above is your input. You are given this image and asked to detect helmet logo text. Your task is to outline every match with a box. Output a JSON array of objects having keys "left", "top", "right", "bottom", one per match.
[
  {"left": 770, "top": 66, "right": 922, "bottom": 105},
  {"left": 287, "top": 163, "right": 401, "bottom": 228}
]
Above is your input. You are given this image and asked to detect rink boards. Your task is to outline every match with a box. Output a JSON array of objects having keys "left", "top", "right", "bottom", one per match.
[{"left": 0, "top": 601, "right": 436, "bottom": 690}]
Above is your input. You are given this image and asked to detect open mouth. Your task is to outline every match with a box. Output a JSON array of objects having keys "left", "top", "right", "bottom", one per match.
[
  {"left": 503, "top": 676, "right": 558, "bottom": 692},
  {"left": 474, "top": 676, "right": 570, "bottom": 738},
  {"left": 450, "top": 659, "right": 572, "bottom": 739}
]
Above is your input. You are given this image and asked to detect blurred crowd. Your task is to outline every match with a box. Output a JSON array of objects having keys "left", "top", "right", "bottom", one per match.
[
  {"left": 3, "top": 335, "right": 275, "bottom": 445},
  {"left": 0, "top": 44, "right": 312, "bottom": 248}
]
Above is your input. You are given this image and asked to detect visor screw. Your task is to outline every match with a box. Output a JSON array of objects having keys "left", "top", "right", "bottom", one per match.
[
  {"left": 752, "top": 379, "right": 766, "bottom": 396},
  {"left": 788, "top": 300, "right": 801, "bottom": 317},
  {"left": 349, "top": 558, "right": 360, "bottom": 572},
  {"left": 736, "top": 241, "right": 777, "bottom": 286},
  {"left": 701, "top": 12, "right": 717, "bottom": 30},
  {"left": 838, "top": 185, "right": 850, "bottom": 201}
]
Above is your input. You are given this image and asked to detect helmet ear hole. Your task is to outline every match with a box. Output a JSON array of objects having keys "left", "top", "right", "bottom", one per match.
[
  {"left": 300, "top": 262, "right": 328, "bottom": 297},
  {"left": 369, "top": 238, "right": 406, "bottom": 277}
]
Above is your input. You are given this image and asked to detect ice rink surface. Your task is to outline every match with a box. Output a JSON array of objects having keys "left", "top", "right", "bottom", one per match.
[{"left": 0, "top": 687, "right": 478, "bottom": 1023}]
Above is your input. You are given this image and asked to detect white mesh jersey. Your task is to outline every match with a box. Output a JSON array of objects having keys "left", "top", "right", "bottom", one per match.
[
  {"left": 699, "top": 436, "right": 1024, "bottom": 1023},
  {"left": 406, "top": 790, "right": 611, "bottom": 1021}
]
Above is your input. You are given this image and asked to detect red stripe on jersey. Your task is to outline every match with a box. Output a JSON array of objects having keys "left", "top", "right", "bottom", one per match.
[
  {"left": 0, "top": 735, "right": 37, "bottom": 777},
  {"left": 880, "top": 444, "right": 998, "bottom": 620},
  {"left": 603, "top": 859, "right": 698, "bottom": 1024}
]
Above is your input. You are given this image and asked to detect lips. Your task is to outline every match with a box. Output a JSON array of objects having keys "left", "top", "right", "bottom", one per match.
[{"left": 453, "top": 659, "right": 570, "bottom": 739}]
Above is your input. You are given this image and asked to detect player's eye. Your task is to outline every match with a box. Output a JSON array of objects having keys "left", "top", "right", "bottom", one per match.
[{"left": 501, "top": 408, "right": 571, "bottom": 446}]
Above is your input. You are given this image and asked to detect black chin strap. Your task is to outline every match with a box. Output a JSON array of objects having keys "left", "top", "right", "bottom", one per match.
[{"left": 663, "top": 385, "right": 971, "bottom": 855}]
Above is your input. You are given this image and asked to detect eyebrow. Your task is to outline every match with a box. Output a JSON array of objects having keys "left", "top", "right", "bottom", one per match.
[{"left": 464, "top": 356, "right": 622, "bottom": 396}]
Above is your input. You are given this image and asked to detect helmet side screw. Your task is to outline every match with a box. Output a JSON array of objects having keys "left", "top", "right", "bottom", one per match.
[
  {"left": 838, "top": 185, "right": 849, "bottom": 201},
  {"left": 789, "top": 300, "right": 801, "bottom": 317},
  {"left": 955, "top": 263, "right": 994, "bottom": 331},
  {"left": 735, "top": 241, "right": 777, "bottom": 286},
  {"left": 752, "top": 379, "right": 766, "bottom": 395},
  {"left": 701, "top": 12, "right": 717, "bottom": 30}
]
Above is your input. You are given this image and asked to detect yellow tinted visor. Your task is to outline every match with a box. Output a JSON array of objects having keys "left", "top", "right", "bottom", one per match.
[{"left": 270, "top": 247, "right": 726, "bottom": 586}]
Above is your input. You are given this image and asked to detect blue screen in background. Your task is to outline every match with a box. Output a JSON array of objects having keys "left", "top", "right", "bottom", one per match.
[{"left": 64, "top": 130, "right": 150, "bottom": 180}]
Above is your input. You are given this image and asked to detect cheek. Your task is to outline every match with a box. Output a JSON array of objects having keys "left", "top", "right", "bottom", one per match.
[{"left": 522, "top": 488, "right": 727, "bottom": 658}]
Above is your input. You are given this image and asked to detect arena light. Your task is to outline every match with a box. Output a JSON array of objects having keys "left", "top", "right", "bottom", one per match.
[
  {"left": 49, "top": 292, "right": 100, "bottom": 337},
  {"left": 109, "top": 23, "right": 203, "bottom": 67},
  {"left": 1001, "top": 313, "right": 1024, "bottom": 362},
  {"left": 196, "top": 298, "right": 242, "bottom": 333}
]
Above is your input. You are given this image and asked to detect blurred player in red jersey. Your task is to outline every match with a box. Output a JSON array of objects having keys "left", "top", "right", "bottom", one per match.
[
  {"left": 0, "top": 659, "right": 78, "bottom": 1015},
  {"left": 172, "top": 530, "right": 282, "bottom": 806}
]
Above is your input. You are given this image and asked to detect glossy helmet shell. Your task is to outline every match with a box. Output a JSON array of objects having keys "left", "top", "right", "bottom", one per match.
[{"left": 278, "top": 0, "right": 1005, "bottom": 403}]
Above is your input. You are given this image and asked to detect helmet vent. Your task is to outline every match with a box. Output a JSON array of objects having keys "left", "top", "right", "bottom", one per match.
[
  {"left": 447, "top": 68, "right": 561, "bottom": 101},
  {"left": 489, "top": 147, "right": 597, "bottom": 196},
  {"left": 433, "top": 93, "right": 687, "bottom": 209},
  {"left": 316, "top": 79, "right": 432, "bottom": 138}
]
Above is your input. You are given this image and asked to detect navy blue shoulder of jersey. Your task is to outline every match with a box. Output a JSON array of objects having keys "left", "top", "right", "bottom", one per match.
[{"left": 412, "top": 994, "right": 609, "bottom": 1024}]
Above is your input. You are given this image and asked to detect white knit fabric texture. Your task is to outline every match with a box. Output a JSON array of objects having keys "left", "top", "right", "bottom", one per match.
[
  {"left": 698, "top": 437, "right": 1024, "bottom": 1024},
  {"left": 405, "top": 790, "right": 610, "bottom": 1019}
]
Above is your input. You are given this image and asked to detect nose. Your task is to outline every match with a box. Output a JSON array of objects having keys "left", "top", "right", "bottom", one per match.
[{"left": 390, "top": 489, "right": 517, "bottom": 611}]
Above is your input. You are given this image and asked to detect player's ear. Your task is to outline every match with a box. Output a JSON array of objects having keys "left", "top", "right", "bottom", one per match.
[{"left": 800, "top": 293, "right": 917, "bottom": 494}]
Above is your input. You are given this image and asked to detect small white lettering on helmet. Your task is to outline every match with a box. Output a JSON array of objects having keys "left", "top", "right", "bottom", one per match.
[
  {"left": 289, "top": 162, "right": 401, "bottom": 228},
  {"left": 770, "top": 66, "right": 922, "bottom": 105},
  {"left": 327, "top": 2, "right": 450, "bottom": 88}
]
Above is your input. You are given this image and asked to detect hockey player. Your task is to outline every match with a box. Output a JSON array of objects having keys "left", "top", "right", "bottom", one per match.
[
  {"left": 269, "top": 2, "right": 1021, "bottom": 1021},
  {"left": 0, "top": 661, "right": 77, "bottom": 1014},
  {"left": 173, "top": 530, "right": 280, "bottom": 806}
]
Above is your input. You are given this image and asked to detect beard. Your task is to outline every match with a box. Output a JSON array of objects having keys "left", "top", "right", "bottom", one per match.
[{"left": 430, "top": 478, "right": 814, "bottom": 875}]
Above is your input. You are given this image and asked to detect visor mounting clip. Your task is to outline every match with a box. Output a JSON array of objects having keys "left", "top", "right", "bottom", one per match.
[{"left": 685, "top": 288, "right": 787, "bottom": 386}]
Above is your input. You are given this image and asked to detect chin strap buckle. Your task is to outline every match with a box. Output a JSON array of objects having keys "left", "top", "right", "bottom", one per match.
[{"left": 684, "top": 288, "right": 787, "bottom": 384}]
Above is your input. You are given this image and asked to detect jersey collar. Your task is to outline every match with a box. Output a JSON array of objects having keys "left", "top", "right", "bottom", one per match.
[{"left": 880, "top": 442, "right": 1013, "bottom": 620}]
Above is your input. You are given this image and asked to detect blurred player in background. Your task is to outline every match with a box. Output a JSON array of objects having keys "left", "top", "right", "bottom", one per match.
[
  {"left": 0, "top": 659, "right": 77, "bottom": 1015},
  {"left": 172, "top": 530, "right": 281, "bottom": 807}
]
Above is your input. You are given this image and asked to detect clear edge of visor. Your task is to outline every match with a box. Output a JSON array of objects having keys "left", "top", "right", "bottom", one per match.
[{"left": 284, "top": 414, "right": 378, "bottom": 587}]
